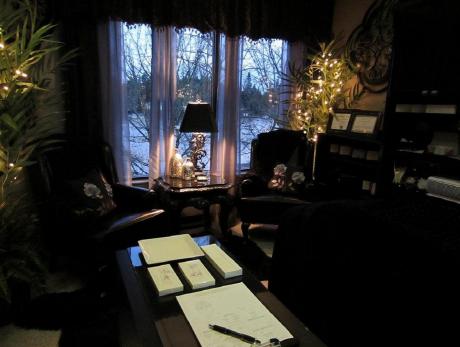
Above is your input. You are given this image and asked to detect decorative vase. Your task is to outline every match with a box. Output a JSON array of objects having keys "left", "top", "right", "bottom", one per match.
[
  {"left": 182, "top": 157, "right": 194, "bottom": 180},
  {"left": 169, "top": 151, "right": 183, "bottom": 178}
]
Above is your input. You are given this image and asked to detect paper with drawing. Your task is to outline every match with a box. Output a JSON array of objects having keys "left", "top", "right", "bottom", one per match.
[{"left": 176, "top": 283, "right": 293, "bottom": 347}]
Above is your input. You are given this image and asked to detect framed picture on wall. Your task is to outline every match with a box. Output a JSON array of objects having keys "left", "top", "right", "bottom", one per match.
[
  {"left": 327, "top": 110, "right": 352, "bottom": 132},
  {"left": 350, "top": 111, "right": 382, "bottom": 136}
]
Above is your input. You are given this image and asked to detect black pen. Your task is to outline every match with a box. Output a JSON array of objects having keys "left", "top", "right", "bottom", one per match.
[{"left": 209, "top": 324, "right": 261, "bottom": 344}]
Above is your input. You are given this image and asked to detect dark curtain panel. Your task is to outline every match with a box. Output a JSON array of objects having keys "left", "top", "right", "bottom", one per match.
[
  {"left": 57, "top": 17, "right": 102, "bottom": 143},
  {"left": 46, "top": 0, "right": 334, "bottom": 44}
]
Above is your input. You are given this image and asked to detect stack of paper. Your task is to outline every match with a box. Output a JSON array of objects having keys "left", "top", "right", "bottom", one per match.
[
  {"left": 201, "top": 244, "right": 242, "bottom": 279},
  {"left": 177, "top": 283, "right": 293, "bottom": 347},
  {"left": 178, "top": 259, "right": 215, "bottom": 290},
  {"left": 148, "top": 264, "right": 183, "bottom": 296}
]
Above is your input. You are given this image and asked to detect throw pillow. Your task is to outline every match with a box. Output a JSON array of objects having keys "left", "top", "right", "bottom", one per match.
[
  {"left": 268, "top": 164, "right": 287, "bottom": 191},
  {"left": 65, "top": 169, "right": 117, "bottom": 219},
  {"left": 268, "top": 163, "right": 306, "bottom": 194},
  {"left": 285, "top": 166, "right": 306, "bottom": 194}
]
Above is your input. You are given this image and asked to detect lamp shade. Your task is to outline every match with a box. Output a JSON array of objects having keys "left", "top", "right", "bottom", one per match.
[{"left": 179, "top": 102, "right": 217, "bottom": 133}]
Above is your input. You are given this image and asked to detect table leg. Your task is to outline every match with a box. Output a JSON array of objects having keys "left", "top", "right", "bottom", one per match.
[
  {"left": 218, "top": 194, "right": 233, "bottom": 238},
  {"left": 168, "top": 201, "right": 182, "bottom": 234},
  {"left": 203, "top": 206, "right": 211, "bottom": 232}
]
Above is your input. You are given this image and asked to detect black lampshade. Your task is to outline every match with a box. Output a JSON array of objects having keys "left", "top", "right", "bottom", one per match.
[{"left": 179, "top": 102, "right": 217, "bottom": 133}]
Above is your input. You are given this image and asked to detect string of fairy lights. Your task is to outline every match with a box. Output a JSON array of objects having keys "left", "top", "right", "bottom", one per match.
[
  {"left": 289, "top": 43, "right": 352, "bottom": 142},
  {"left": 0, "top": 25, "right": 30, "bottom": 180},
  {"left": 0, "top": 24, "right": 31, "bottom": 89}
]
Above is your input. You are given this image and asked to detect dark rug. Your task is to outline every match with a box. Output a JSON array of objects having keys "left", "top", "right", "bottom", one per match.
[
  {"left": 219, "top": 234, "right": 272, "bottom": 280},
  {"left": 14, "top": 285, "right": 120, "bottom": 347}
]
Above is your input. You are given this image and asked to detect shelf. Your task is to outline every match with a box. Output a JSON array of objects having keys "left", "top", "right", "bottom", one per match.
[
  {"left": 326, "top": 155, "right": 380, "bottom": 169},
  {"left": 323, "top": 132, "right": 383, "bottom": 146},
  {"left": 396, "top": 150, "right": 460, "bottom": 162},
  {"left": 316, "top": 130, "right": 390, "bottom": 197}
]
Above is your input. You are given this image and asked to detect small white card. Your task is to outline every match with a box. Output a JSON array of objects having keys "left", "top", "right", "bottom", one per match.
[
  {"left": 366, "top": 150, "right": 379, "bottom": 161},
  {"left": 201, "top": 244, "right": 243, "bottom": 279},
  {"left": 148, "top": 264, "right": 183, "bottom": 296},
  {"left": 339, "top": 145, "right": 352, "bottom": 156},
  {"left": 330, "top": 143, "right": 340, "bottom": 153},
  {"left": 178, "top": 259, "right": 215, "bottom": 290}
]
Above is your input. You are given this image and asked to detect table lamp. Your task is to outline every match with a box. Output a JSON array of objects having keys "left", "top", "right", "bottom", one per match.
[{"left": 179, "top": 102, "right": 217, "bottom": 173}]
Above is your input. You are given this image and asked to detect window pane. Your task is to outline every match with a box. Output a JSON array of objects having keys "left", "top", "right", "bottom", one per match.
[
  {"left": 174, "top": 28, "right": 214, "bottom": 171},
  {"left": 239, "top": 38, "right": 285, "bottom": 170},
  {"left": 123, "top": 23, "right": 152, "bottom": 178}
]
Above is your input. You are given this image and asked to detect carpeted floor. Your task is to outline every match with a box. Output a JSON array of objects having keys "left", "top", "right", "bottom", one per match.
[
  {"left": 219, "top": 233, "right": 272, "bottom": 280},
  {"left": 9, "top": 279, "right": 121, "bottom": 347}
]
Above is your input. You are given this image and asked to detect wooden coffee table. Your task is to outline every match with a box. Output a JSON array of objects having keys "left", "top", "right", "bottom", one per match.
[{"left": 116, "top": 235, "right": 327, "bottom": 347}]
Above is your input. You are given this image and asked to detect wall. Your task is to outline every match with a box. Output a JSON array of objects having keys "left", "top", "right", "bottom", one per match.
[{"left": 332, "top": 0, "right": 387, "bottom": 112}]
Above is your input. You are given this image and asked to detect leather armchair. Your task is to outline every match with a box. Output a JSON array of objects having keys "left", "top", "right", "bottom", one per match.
[
  {"left": 35, "top": 140, "right": 171, "bottom": 263},
  {"left": 237, "top": 129, "right": 313, "bottom": 240},
  {"left": 270, "top": 197, "right": 460, "bottom": 347}
]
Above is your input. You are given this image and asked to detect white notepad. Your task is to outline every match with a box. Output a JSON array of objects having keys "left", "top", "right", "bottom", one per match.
[
  {"left": 178, "top": 259, "right": 215, "bottom": 290},
  {"left": 177, "top": 283, "right": 293, "bottom": 347},
  {"left": 201, "top": 244, "right": 242, "bottom": 279},
  {"left": 148, "top": 264, "right": 183, "bottom": 296}
]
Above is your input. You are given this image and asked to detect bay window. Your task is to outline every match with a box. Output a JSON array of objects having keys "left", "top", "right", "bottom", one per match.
[{"left": 121, "top": 23, "right": 289, "bottom": 179}]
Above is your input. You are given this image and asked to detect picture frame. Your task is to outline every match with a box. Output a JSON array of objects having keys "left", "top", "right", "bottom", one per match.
[
  {"left": 327, "top": 111, "right": 352, "bottom": 132},
  {"left": 349, "top": 111, "right": 381, "bottom": 136}
]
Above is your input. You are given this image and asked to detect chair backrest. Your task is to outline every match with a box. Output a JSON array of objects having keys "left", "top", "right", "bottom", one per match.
[
  {"left": 38, "top": 140, "right": 118, "bottom": 197},
  {"left": 250, "top": 129, "right": 312, "bottom": 180}
]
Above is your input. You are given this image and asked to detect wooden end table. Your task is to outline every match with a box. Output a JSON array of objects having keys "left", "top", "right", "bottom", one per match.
[{"left": 152, "top": 176, "right": 233, "bottom": 235}]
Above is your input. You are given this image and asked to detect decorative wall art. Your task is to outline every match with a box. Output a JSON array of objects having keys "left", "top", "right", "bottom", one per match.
[{"left": 345, "top": 0, "right": 398, "bottom": 93}]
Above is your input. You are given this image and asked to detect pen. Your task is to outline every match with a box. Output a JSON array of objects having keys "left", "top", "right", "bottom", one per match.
[{"left": 209, "top": 324, "right": 261, "bottom": 344}]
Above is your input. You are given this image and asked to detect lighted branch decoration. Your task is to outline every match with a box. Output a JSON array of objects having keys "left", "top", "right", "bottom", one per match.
[{"left": 287, "top": 41, "right": 362, "bottom": 141}]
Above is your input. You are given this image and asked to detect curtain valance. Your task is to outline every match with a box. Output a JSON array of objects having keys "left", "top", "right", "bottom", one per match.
[{"left": 46, "top": 0, "right": 334, "bottom": 44}]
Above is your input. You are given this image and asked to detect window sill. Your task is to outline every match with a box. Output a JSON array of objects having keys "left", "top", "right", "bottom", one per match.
[{"left": 132, "top": 177, "right": 149, "bottom": 189}]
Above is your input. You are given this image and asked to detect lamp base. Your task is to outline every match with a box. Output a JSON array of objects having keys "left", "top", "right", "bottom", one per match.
[{"left": 189, "top": 132, "right": 207, "bottom": 171}]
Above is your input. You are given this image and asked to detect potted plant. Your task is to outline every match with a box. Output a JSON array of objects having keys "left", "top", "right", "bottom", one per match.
[
  {"left": 286, "top": 40, "right": 364, "bottom": 141},
  {"left": 0, "top": 0, "right": 75, "bottom": 323},
  {"left": 284, "top": 40, "right": 364, "bottom": 181}
]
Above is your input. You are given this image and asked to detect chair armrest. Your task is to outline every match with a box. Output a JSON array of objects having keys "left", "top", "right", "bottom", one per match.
[
  {"left": 239, "top": 175, "right": 269, "bottom": 197},
  {"left": 113, "top": 184, "right": 160, "bottom": 211}
]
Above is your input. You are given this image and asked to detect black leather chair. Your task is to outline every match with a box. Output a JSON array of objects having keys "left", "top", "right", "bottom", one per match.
[
  {"left": 270, "top": 196, "right": 460, "bottom": 347},
  {"left": 237, "top": 129, "right": 313, "bottom": 240},
  {"left": 36, "top": 140, "right": 171, "bottom": 265}
]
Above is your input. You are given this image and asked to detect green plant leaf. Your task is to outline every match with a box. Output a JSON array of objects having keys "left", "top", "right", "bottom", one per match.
[{"left": 0, "top": 113, "right": 19, "bottom": 130}]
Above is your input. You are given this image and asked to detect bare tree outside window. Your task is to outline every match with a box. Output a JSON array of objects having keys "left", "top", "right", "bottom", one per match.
[
  {"left": 123, "top": 24, "right": 152, "bottom": 177},
  {"left": 122, "top": 24, "right": 286, "bottom": 177},
  {"left": 174, "top": 28, "right": 214, "bottom": 170},
  {"left": 239, "top": 38, "right": 285, "bottom": 169}
]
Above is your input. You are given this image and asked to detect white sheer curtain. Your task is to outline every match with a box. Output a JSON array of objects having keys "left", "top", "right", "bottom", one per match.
[
  {"left": 98, "top": 23, "right": 304, "bottom": 186},
  {"left": 148, "top": 27, "right": 177, "bottom": 187},
  {"left": 98, "top": 21, "right": 132, "bottom": 185},
  {"left": 211, "top": 36, "right": 241, "bottom": 183}
]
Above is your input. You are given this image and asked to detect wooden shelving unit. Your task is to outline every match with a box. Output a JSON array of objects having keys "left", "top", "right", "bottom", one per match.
[{"left": 315, "top": 132, "right": 391, "bottom": 197}]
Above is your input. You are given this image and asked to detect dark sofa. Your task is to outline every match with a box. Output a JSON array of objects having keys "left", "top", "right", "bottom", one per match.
[{"left": 269, "top": 194, "right": 460, "bottom": 347}]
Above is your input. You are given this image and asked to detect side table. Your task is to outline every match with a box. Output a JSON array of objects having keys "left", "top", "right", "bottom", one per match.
[{"left": 152, "top": 175, "right": 233, "bottom": 235}]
